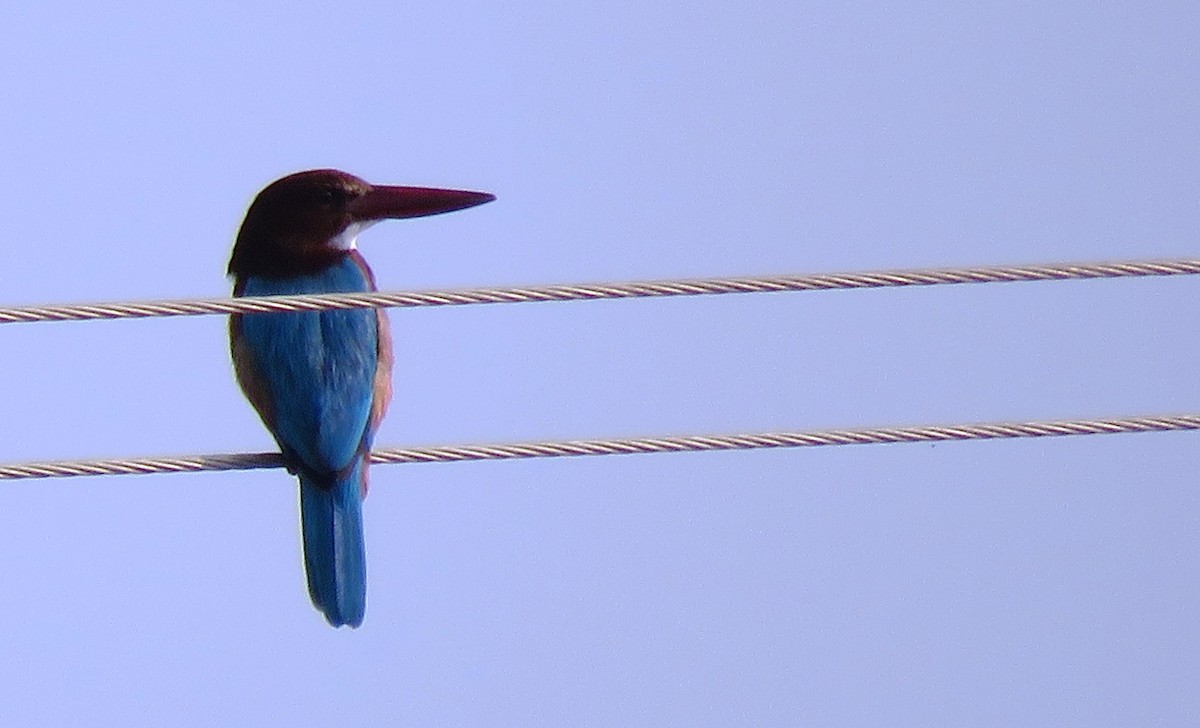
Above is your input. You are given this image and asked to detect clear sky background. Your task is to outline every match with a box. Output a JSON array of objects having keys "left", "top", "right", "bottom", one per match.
[{"left": 0, "top": 2, "right": 1197, "bottom": 726}]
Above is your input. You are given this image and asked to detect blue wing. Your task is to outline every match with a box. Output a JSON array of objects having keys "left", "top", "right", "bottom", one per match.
[{"left": 236, "top": 257, "right": 379, "bottom": 475}]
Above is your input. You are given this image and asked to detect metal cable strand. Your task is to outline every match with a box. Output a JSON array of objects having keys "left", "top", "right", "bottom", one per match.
[
  {"left": 2, "top": 258, "right": 1198, "bottom": 324},
  {"left": 2, "top": 414, "right": 1196, "bottom": 480}
]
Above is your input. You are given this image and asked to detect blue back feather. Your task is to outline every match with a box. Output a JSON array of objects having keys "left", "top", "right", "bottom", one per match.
[{"left": 239, "top": 258, "right": 379, "bottom": 474}]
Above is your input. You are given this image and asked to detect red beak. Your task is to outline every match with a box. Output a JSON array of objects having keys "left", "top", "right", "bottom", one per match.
[{"left": 348, "top": 185, "right": 495, "bottom": 222}]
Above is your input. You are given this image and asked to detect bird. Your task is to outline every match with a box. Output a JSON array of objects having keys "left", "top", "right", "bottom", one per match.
[{"left": 227, "top": 169, "right": 494, "bottom": 627}]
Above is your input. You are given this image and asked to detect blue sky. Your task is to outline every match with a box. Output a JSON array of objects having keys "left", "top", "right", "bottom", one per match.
[{"left": 0, "top": 2, "right": 1197, "bottom": 725}]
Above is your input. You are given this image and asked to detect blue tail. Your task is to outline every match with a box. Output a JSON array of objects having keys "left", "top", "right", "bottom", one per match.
[{"left": 299, "top": 457, "right": 367, "bottom": 628}]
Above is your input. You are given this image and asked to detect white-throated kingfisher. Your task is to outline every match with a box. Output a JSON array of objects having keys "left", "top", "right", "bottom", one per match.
[{"left": 228, "top": 169, "right": 494, "bottom": 627}]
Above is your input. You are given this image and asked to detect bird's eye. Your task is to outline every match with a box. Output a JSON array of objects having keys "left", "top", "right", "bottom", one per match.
[{"left": 318, "top": 187, "right": 344, "bottom": 206}]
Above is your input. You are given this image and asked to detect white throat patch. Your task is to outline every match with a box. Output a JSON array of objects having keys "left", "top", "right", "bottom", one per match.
[{"left": 330, "top": 220, "right": 379, "bottom": 251}]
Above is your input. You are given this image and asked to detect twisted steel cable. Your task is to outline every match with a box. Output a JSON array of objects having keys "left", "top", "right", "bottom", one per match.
[
  {"left": 1, "top": 258, "right": 1197, "bottom": 324},
  {"left": 2, "top": 415, "right": 1196, "bottom": 481}
]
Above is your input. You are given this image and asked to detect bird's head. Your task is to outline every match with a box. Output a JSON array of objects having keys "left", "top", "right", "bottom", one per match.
[{"left": 228, "top": 169, "right": 494, "bottom": 277}]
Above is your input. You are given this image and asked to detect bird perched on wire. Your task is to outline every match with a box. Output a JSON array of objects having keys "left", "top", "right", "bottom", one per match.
[{"left": 227, "top": 169, "right": 494, "bottom": 627}]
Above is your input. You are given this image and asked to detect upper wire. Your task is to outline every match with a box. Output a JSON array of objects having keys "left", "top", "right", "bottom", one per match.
[{"left": 1, "top": 258, "right": 1197, "bottom": 324}]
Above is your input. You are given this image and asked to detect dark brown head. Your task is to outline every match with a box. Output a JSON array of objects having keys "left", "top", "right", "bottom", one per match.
[{"left": 228, "top": 169, "right": 495, "bottom": 278}]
